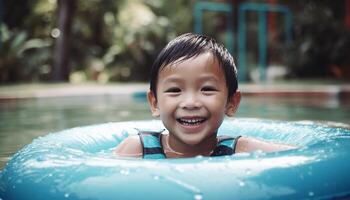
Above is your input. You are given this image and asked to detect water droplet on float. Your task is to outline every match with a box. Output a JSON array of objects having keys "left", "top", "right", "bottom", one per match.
[
  {"left": 120, "top": 169, "right": 130, "bottom": 175},
  {"left": 174, "top": 166, "right": 185, "bottom": 173},
  {"left": 36, "top": 156, "right": 45, "bottom": 162},
  {"left": 239, "top": 181, "right": 245, "bottom": 187},
  {"left": 194, "top": 194, "right": 203, "bottom": 200},
  {"left": 253, "top": 150, "right": 265, "bottom": 160},
  {"left": 64, "top": 193, "right": 70, "bottom": 198}
]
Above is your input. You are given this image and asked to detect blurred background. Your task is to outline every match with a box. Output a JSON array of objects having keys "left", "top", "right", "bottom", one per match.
[
  {"left": 1, "top": 0, "right": 350, "bottom": 83},
  {"left": 0, "top": 0, "right": 350, "bottom": 169}
]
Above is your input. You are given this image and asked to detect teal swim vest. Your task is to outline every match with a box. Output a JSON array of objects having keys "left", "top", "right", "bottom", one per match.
[{"left": 138, "top": 130, "right": 241, "bottom": 159}]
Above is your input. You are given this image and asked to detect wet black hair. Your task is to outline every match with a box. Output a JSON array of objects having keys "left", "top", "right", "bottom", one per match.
[{"left": 150, "top": 33, "right": 238, "bottom": 99}]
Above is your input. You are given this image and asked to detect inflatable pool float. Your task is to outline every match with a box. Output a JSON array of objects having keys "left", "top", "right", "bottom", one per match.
[{"left": 1, "top": 118, "right": 350, "bottom": 200}]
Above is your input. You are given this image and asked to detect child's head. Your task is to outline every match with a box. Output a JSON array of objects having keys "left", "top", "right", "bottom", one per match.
[
  {"left": 149, "top": 33, "right": 238, "bottom": 99},
  {"left": 146, "top": 33, "right": 241, "bottom": 150}
]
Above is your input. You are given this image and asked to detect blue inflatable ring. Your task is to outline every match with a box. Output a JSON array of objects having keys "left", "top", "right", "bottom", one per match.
[{"left": 1, "top": 118, "right": 350, "bottom": 200}]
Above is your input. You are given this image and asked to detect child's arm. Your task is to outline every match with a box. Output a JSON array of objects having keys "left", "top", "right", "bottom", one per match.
[
  {"left": 235, "top": 136, "right": 297, "bottom": 153},
  {"left": 114, "top": 136, "right": 143, "bottom": 157}
]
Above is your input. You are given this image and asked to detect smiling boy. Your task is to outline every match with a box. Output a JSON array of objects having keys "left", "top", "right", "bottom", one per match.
[{"left": 115, "top": 33, "right": 294, "bottom": 158}]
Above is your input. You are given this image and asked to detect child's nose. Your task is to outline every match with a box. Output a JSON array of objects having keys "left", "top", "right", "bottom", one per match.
[{"left": 180, "top": 93, "right": 202, "bottom": 110}]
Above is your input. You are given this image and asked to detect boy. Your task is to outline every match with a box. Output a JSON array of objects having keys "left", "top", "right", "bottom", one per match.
[{"left": 115, "top": 33, "right": 294, "bottom": 158}]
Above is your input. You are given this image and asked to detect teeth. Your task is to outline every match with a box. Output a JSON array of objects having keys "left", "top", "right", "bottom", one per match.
[{"left": 178, "top": 118, "right": 205, "bottom": 125}]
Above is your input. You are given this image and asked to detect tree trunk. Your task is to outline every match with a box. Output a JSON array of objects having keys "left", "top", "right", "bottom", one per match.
[
  {"left": 346, "top": 0, "right": 350, "bottom": 29},
  {"left": 52, "top": 0, "right": 76, "bottom": 81}
]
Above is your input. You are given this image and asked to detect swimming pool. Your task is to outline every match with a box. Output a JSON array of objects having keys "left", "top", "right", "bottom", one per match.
[{"left": 0, "top": 94, "right": 349, "bottom": 169}]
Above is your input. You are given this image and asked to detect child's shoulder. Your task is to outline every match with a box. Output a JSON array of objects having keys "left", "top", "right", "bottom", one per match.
[{"left": 114, "top": 135, "right": 143, "bottom": 157}]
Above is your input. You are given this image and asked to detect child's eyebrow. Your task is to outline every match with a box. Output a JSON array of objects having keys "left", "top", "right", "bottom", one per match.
[
  {"left": 161, "top": 76, "right": 182, "bottom": 84},
  {"left": 161, "top": 75, "right": 220, "bottom": 85}
]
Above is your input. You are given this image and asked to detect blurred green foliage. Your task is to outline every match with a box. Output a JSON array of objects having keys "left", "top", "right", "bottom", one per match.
[
  {"left": 0, "top": 0, "right": 349, "bottom": 83},
  {"left": 1, "top": 0, "right": 55, "bottom": 82},
  {"left": 286, "top": 0, "right": 350, "bottom": 79},
  {"left": 1, "top": 0, "right": 194, "bottom": 83}
]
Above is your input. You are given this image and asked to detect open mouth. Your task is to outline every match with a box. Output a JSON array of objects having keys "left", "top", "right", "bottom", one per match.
[{"left": 177, "top": 117, "right": 206, "bottom": 126}]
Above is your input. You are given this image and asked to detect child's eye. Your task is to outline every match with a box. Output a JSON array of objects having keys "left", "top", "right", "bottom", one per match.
[
  {"left": 164, "top": 87, "right": 181, "bottom": 93},
  {"left": 201, "top": 86, "right": 218, "bottom": 92}
]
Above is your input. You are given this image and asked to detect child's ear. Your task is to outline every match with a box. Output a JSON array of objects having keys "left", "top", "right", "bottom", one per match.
[
  {"left": 147, "top": 90, "right": 160, "bottom": 117},
  {"left": 225, "top": 90, "right": 241, "bottom": 117}
]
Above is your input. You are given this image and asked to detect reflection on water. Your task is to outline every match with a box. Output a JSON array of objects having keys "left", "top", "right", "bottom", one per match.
[
  {"left": 0, "top": 96, "right": 151, "bottom": 169},
  {"left": 0, "top": 95, "right": 349, "bottom": 169}
]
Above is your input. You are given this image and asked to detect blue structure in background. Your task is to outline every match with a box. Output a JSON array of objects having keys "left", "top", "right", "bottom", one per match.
[
  {"left": 238, "top": 3, "right": 293, "bottom": 81},
  {"left": 194, "top": 1, "right": 234, "bottom": 54},
  {"left": 194, "top": 2, "right": 293, "bottom": 82}
]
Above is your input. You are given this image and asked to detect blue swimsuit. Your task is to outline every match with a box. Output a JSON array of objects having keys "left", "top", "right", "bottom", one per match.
[{"left": 138, "top": 130, "right": 241, "bottom": 159}]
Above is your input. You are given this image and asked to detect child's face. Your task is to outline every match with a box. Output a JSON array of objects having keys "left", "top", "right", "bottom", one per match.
[{"left": 148, "top": 52, "right": 241, "bottom": 149}]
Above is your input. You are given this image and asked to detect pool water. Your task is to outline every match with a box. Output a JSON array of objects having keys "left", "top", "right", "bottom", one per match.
[{"left": 0, "top": 95, "right": 349, "bottom": 169}]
